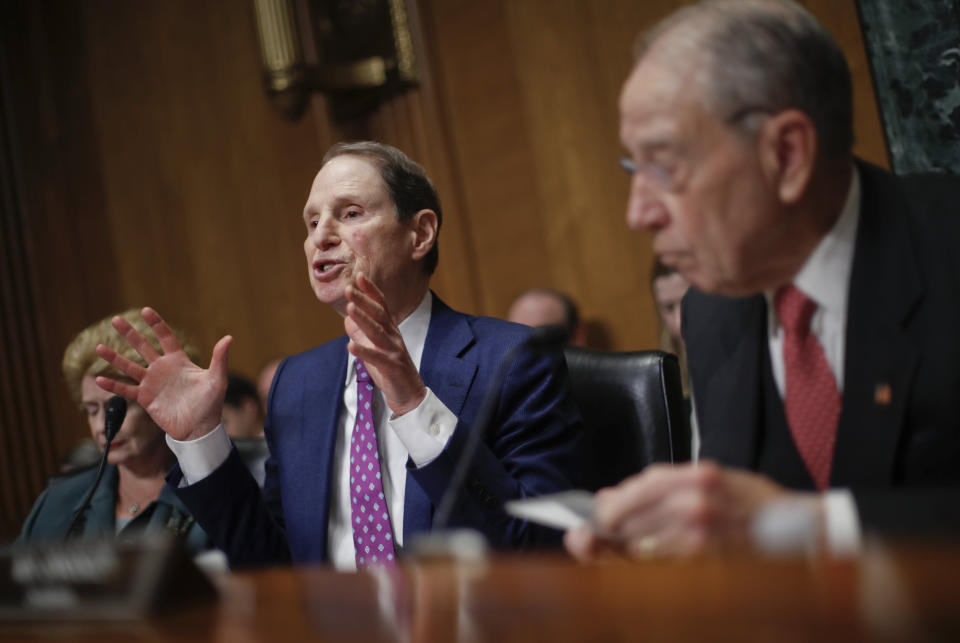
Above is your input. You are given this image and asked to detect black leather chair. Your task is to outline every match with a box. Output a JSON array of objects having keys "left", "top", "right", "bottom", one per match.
[{"left": 562, "top": 347, "right": 691, "bottom": 491}]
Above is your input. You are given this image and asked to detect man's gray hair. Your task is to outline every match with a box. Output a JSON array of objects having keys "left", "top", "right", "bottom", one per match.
[
  {"left": 636, "top": 0, "right": 853, "bottom": 158},
  {"left": 322, "top": 141, "right": 442, "bottom": 275}
]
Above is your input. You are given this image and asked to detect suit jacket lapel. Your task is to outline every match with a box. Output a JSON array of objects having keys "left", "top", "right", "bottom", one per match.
[
  {"left": 402, "top": 293, "right": 478, "bottom": 538},
  {"left": 418, "top": 294, "right": 478, "bottom": 416},
  {"left": 832, "top": 164, "right": 922, "bottom": 486},
  {"left": 698, "top": 296, "right": 766, "bottom": 470},
  {"left": 301, "top": 337, "right": 348, "bottom": 559}
]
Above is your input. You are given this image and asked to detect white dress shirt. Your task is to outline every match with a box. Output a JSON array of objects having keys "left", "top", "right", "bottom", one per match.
[
  {"left": 168, "top": 290, "right": 459, "bottom": 571},
  {"left": 763, "top": 168, "right": 862, "bottom": 555}
]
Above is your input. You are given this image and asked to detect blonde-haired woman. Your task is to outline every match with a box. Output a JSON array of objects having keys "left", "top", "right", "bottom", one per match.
[
  {"left": 17, "top": 309, "right": 214, "bottom": 552},
  {"left": 650, "top": 258, "right": 699, "bottom": 459}
]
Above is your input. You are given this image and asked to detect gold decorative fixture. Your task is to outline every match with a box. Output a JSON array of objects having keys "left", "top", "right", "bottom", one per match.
[{"left": 252, "top": 0, "right": 419, "bottom": 121}]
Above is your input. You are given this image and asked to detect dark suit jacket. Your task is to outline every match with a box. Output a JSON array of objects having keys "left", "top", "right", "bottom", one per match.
[
  {"left": 684, "top": 161, "right": 960, "bottom": 535},
  {"left": 171, "top": 294, "right": 582, "bottom": 566},
  {"left": 17, "top": 464, "right": 213, "bottom": 554}
]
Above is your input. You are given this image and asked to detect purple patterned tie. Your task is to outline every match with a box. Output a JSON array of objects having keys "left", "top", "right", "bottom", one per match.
[{"left": 350, "top": 359, "right": 398, "bottom": 567}]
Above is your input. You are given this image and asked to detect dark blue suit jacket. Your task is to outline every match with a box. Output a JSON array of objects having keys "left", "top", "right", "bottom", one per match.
[{"left": 171, "top": 295, "right": 582, "bottom": 566}]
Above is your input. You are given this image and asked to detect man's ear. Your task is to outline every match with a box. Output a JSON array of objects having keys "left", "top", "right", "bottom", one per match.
[
  {"left": 410, "top": 209, "right": 438, "bottom": 261},
  {"left": 757, "top": 109, "right": 817, "bottom": 205}
]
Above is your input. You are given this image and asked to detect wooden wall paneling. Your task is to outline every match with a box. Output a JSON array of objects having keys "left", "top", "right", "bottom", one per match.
[
  {"left": 26, "top": 0, "right": 124, "bottom": 446},
  {"left": 419, "top": 0, "right": 682, "bottom": 350},
  {"left": 417, "top": 0, "right": 889, "bottom": 350},
  {"left": 361, "top": 0, "right": 483, "bottom": 316},
  {"left": 0, "top": 142, "right": 51, "bottom": 540},
  {"left": 0, "top": 0, "right": 127, "bottom": 539},
  {"left": 0, "top": 0, "right": 361, "bottom": 536},
  {"left": 582, "top": 0, "right": 698, "bottom": 350},
  {"left": 502, "top": 0, "right": 668, "bottom": 351},
  {"left": 0, "top": 11, "right": 57, "bottom": 536},
  {"left": 418, "top": 0, "right": 553, "bottom": 321},
  {"left": 76, "top": 0, "right": 343, "bottom": 382}
]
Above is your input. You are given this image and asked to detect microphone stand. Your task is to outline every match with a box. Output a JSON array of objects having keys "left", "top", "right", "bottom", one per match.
[
  {"left": 410, "top": 325, "right": 568, "bottom": 559},
  {"left": 64, "top": 396, "right": 127, "bottom": 540}
]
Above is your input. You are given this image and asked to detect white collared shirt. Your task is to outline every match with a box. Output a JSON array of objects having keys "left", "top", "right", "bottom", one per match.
[
  {"left": 327, "top": 291, "right": 456, "bottom": 569},
  {"left": 763, "top": 168, "right": 863, "bottom": 555},
  {"left": 168, "top": 290, "right": 458, "bottom": 570},
  {"left": 765, "top": 169, "right": 861, "bottom": 396}
]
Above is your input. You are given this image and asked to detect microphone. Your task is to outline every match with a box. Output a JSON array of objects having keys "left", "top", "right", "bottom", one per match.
[
  {"left": 104, "top": 396, "right": 127, "bottom": 442},
  {"left": 65, "top": 396, "right": 128, "bottom": 539},
  {"left": 429, "top": 324, "right": 568, "bottom": 536}
]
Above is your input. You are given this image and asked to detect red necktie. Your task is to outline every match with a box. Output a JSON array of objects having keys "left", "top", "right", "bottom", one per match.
[{"left": 775, "top": 285, "right": 840, "bottom": 491}]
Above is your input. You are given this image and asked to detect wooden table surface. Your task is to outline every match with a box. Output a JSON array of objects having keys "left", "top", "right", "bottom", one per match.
[{"left": 3, "top": 541, "right": 959, "bottom": 642}]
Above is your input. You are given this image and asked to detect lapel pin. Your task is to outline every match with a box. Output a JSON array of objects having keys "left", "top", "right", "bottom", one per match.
[{"left": 874, "top": 382, "right": 892, "bottom": 406}]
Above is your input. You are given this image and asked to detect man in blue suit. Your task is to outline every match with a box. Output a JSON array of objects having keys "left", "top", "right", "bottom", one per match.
[{"left": 97, "top": 142, "right": 581, "bottom": 569}]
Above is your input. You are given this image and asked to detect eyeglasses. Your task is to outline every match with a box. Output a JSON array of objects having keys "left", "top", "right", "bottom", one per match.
[
  {"left": 619, "top": 105, "right": 771, "bottom": 190},
  {"left": 618, "top": 157, "right": 674, "bottom": 191}
]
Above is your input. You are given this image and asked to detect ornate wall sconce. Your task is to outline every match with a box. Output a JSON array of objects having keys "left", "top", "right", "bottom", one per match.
[{"left": 252, "top": 0, "right": 418, "bottom": 121}]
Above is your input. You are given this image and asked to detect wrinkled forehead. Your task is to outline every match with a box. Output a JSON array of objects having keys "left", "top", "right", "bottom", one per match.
[
  {"left": 619, "top": 57, "right": 710, "bottom": 149},
  {"left": 305, "top": 154, "right": 392, "bottom": 213},
  {"left": 313, "top": 154, "right": 384, "bottom": 191},
  {"left": 620, "top": 17, "right": 716, "bottom": 136}
]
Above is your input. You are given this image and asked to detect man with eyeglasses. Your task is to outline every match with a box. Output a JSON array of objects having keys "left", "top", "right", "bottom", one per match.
[{"left": 566, "top": 0, "right": 960, "bottom": 560}]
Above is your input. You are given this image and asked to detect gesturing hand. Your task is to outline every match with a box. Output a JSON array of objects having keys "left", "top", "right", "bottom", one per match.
[
  {"left": 564, "top": 462, "right": 815, "bottom": 560},
  {"left": 343, "top": 273, "right": 426, "bottom": 416},
  {"left": 94, "top": 306, "right": 233, "bottom": 442}
]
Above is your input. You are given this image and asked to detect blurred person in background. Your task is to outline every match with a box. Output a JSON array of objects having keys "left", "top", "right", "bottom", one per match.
[
  {"left": 566, "top": 0, "right": 960, "bottom": 561},
  {"left": 651, "top": 256, "right": 696, "bottom": 455},
  {"left": 223, "top": 373, "right": 264, "bottom": 440},
  {"left": 256, "top": 357, "right": 282, "bottom": 414},
  {"left": 507, "top": 287, "right": 587, "bottom": 347},
  {"left": 17, "top": 309, "right": 214, "bottom": 553},
  {"left": 224, "top": 373, "right": 268, "bottom": 487},
  {"left": 651, "top": 256, "right": 691, "bottom": 392},
  {"left": 58, "top": 437, "right": 101, "bottom": 473}
]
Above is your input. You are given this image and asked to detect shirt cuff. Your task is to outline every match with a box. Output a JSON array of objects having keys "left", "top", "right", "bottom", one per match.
[
  {"left": 388, "top": 387, "right": 456, "bottom": 468},
  {"left": 165, "top": 423, "right": 233, "bottom": 486},
  {"left": 823, "top": 488, "right": 863, "bottom": 556}
]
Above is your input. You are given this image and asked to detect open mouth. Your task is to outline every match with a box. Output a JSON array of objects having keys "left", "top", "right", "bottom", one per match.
[
  {"left": 315, "top": 259, "right": 339, "bottom": 272},
  {"left": 654, "top": 248, "right": 684, "bottom": 265},
  {"left": 313, "top": 259, "right": 346, "bottom": 280}
]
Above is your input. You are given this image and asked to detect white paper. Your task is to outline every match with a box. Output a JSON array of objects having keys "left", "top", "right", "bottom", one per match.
[{"left": 504, "top": 490, "right": 595, "bottom": 531}]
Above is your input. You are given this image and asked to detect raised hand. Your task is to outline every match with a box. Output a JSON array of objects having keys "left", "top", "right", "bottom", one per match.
[
  {"left": 94, "top": 307, "right": 233, "bottom": 442},
  {"left": 343, "top": 273, "right": 426, "bottom": 416}
]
